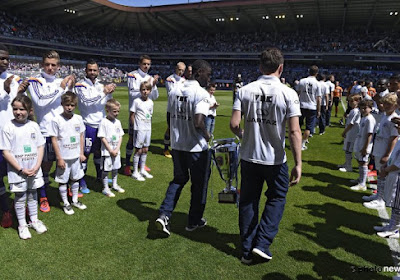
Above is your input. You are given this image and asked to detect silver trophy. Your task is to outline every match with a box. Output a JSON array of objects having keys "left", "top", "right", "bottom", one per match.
[{"left": 211, "top": 138, "right": 239, "bottom": 203}]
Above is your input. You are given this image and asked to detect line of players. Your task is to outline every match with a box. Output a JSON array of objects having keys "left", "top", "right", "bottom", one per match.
[
  {"left": 0, "top": 45, "right": 195, "bottom": 239},
  {"left": 297, "top": 63, "right": 400, "bottom": 239}
]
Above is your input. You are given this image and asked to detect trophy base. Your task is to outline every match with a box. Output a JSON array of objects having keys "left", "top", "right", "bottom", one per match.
[{"left": 218, "top": 191, "right": 237, "bottom": 204}]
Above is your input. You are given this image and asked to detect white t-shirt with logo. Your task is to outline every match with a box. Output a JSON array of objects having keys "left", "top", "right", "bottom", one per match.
[
  {"left": 233, "top": 75, "right": 301, "bottom": 165},
  {"left": 167, "top": 80, "right": 210, "bottom": 152},
  {"left": 354, "top": 114, "right": 376, "bottom": 154},
  {"left": 298, "top": 76, "right": 322, "bottom": 110},
  {"left": 97, "top": 117, "right": 124, "bottom": 157},
  {"left": 344, "top": 108, "right": 361, "bottom": 144},
  {"left": 0, "top": 120, "right": 45, "bottom": 183},
  {"left": 48, "top": 114, "right": 86, "bottom": 160},
  {"left": 373, "top": 111, "right": 399, "bottom": 158},
  {"left": 130, "top": 98, "right": 153, "bottom": 131},
  {"left": 127, "top": 68, "right": 159, "bottom": 109}
]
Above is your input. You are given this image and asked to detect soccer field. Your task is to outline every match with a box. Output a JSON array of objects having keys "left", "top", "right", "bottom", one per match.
[{"left": 0, "top": 87, "right": 396, "bottom": 279}]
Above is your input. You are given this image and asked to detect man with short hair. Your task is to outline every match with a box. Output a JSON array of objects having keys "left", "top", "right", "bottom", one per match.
[
  {"left": 124, "top": 55, "right": 159, "bottom": 176},
  {"left": 0, "top": 44, "right": 29, "bottom": 227},
  {"left": 230, "top": 48, "right": 302, "bottom": 264},
  {"left": 297, "top": 65, "right": 322, "bottom": 150},
  {"left": 28, "top": 50, "right": 75, "bottom": 212},
  {"left": 317, "top": 73, "right": 330, "bottom": 135},
  {"left": 163, "top": 62, "right": 186, "bottom": 158},
  {"left": 156, "top": 59, "right": 212, "bottom": 237},
  {"left": 74, "top": 60, "right": 116, "bottom": 193}
]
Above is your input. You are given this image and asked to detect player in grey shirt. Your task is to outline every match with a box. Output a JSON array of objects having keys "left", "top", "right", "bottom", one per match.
[
  {"left": 230, "top": 48, "right": 302, "bottom": 264},
  {"left": 156, "top": 60, "right": 212, "bottom": 236}
]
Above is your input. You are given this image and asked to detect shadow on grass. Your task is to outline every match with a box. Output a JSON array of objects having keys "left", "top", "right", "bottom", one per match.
[
  {"left": 288, "top": 250, "right": 390, "bottom": 280},
  {"left": 301, "top": 183, "right": 367, "bottom": 204},
  {"left": 293, "top": 203, "right": 391, "bottom": 266},
  {"left": 261, "top": 272, "right": 292, "bottom": 280},
  {"left": 303, "top": 160, "right": 354, "bottom": 171},
  {"left": 301, "top": 171, "right": 354, "bottom": 186},
  {"left": 117, "top": 197, "right": 240, "bottom": 258}
]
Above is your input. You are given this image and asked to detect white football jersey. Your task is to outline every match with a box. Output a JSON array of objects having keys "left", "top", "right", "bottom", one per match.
[
  {"left": 97, "top": 117, "right": 124, "bottom": 157},
  {"left": 344, "top": 108, "right": 361, "bottom": 144},
  {"left": 298, "top": 76, "right": 322, "bottom": 110},
  {"left": 130, "top": 98, "right": 153, "bottom": 131},
  {"left": 354, "top": 114, "right": 376, "bottom": 154},
  {"left": 127, "top": 68, "right": 159, "bottom": 109},
  {"left": 233, "top": 75, "right": 301, "bottom": 165},
  {"left": 0, "top": 120, "right": 45, "bottom": 183},
  {"left": 0, "top": 71, "right": 23, "bottom": 130},
  {"left": 373, "top": 111, "right": 399, "bottom": 158},
  {"left": 48, "top": 114, "right": 85, "bottom": 160},
  {"left": 75, "top": 77, "right": 111, "bottom": 128},
  {"left": 165, "top": 74, "right": 185, "bottom": 96},
  {"left": 28, "top": 72, "right": 66, "bottom": 136},
  {"left": 319, "top": 81, "right": 330, "bottom": 106},
  {"left": 167, "top": 80, "right": 210, "bottom": 152}
]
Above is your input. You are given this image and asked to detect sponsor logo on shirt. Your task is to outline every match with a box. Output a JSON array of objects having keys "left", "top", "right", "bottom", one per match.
[
  {"left": 75, "top": 125, "right": 80, "bottom": 132},
  {"left": 70, "top": 136, "right": 76, "bottom": 143},
  {"left": 23, "top": 145, "right": 32, "bottom": 153}
]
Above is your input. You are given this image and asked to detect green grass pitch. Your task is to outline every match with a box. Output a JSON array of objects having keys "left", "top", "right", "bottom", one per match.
[{"left": 0, "top": 87, "right": 396, "bottom": 279}]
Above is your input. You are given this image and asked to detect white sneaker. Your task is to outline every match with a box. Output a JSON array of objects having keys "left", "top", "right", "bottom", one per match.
[
  {"left": 102, "top": 189, "right": 116, "bottom": 197},
  {"left": 140, "top": 170, "right": 153, "bottom": 179},
  {"left": 350, "top": 184, "right": 367, "bottom": 191},
  {"left": 363, "top": 199, "right": 385, "bottom": 209},
  {"left": 301, "top": 145, "right": 308, "bottom": 151},
  {"left": 63, "top": 204, "right": 75, "bottom": 215},
  {"left": 362, "top": 194, "right": 378, "bottom": 202},
  {"left": 30, "top": 220, "right": 47, "bottom": 234},
  {"left": 377, "top": 229, "right": 399, "bottom": 238},
  {"left": 18, "top": 224, "right": 32, "bottom": 240},
  {"left": 339, "top": 167, "right": 353, "bottom": 172},
  {"left": 72, "top": 201, "right": 87, "bottom": 210},
  {"left": 112, "top": 185, "right": 125, "bottom": 193},
  {"left": 132, "top": 171, "right": 145, "bottom": 181}
]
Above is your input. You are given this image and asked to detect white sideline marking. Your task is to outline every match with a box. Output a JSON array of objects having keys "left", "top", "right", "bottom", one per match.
[{"left": 376, "top": 207, "right": 400, "bottom": 279}]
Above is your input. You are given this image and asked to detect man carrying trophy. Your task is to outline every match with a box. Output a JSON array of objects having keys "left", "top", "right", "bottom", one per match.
[{"left": 230, "top": 48, "right": 302, "bottom": 264}]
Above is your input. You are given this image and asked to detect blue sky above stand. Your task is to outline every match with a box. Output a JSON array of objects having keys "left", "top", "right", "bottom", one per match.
[{"left": 109, "top": 0, "right": 220, "bottom": 7}]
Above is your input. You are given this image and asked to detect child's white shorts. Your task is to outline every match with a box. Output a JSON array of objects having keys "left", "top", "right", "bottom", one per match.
[
  {"left": 55, "top": 158, "right": 84, "bottom": 183},
  {"left": 10, "top": 177, "right": 44, "bottom": 193},
  {"left": 101, "top": 155, "right": 121, "bottom": 172},
  {"left": 133, "top": 130, "right": 151, "bottom": 148}
]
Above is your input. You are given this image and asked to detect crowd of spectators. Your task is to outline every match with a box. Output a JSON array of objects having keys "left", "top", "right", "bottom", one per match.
[{"left": 1, "top": 10, "right": 400, "bottom": 54}]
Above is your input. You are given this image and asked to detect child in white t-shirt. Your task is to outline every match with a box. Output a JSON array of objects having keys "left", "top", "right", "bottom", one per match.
[
  {"left": 130, "top": 81, "right": 154, "bottom": 181},
  {"left": 48, "top": 92, "right": 87, "bottom": 215},
  {"left": 363, "top": 93, "right": 399, "bottom": 209},
  {"left": 351, "top": 100, "right": 376, "bottom": 191},
  {"left": 205, "top": 83, "right": 219, "bottom": 135},
  {"left": 339, "top": 94, "right": 361, "bottom": 172},
  {"left": 98, "top": 99, "right": 125, "bottom": 197},
  {"left": 0, "top": 95, "right": 47, "bottom": 239}
]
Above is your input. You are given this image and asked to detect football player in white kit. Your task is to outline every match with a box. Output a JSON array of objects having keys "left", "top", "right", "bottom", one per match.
[
  {"left": 74, "top": 60, "right": 116, "bottom": 194},
  {"left": 28, "top": 50, "right": 75, "bottom": 213},
  {"left": 0, "top": 44, "right": 29, "bottom": 228},
  {"left": 163, "top": 62, "right": 186, "bottom": 158},
  {"left": 124, "top": 55, "right": 159, "bottom": 176}
]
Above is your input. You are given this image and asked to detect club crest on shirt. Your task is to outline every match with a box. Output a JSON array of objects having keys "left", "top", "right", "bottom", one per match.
[
  {"left": 75, "top": 125, "right": 80, "bottom": 132},
  {"left": 31, "top": 133, "right": 36, "bottom": 139}
]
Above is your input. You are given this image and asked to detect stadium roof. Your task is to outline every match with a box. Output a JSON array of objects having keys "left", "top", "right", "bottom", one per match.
[{"left": 2, "top": 0, "right": 400, "bottom": 33}]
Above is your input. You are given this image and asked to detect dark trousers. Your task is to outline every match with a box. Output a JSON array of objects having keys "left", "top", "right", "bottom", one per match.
[{"left": 159, "top": 149, "right": 211, "bottom": 226}]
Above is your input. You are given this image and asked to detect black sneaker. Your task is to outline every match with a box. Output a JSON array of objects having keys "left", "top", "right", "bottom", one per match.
[
  {"left": 241, "top": 255, "right": 253, "bottom": 265},
  {"left": 185, "top": 218, "right": 207, "bottom": 232},
  {"left": 156, "top": 214, "right": 170, "bottom": 236}
]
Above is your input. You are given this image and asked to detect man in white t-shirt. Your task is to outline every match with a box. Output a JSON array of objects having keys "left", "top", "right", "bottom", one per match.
[
  {"left": 317, "top": 74, "right": 330, "bottom": 135},
  {"left": 156, "top": 59, "right": 212, "bottom": 237},
  {"left": 74, "top": 60, "right": 115, "bottom": 193},
  {"left": 230, "top": 48, "right": 302, "bottom": 264},
  {"left": 124, "top": 55, "right": 159, "bottom": 176},
  {"left": 163, "top": 62, "right": 186, "bottom": 158},
  {"left": 297, "top": 65, "right": 322, "bottom": 150},
  {"left": 325, "top": 74, "right": 335, "bottom": 126}
]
